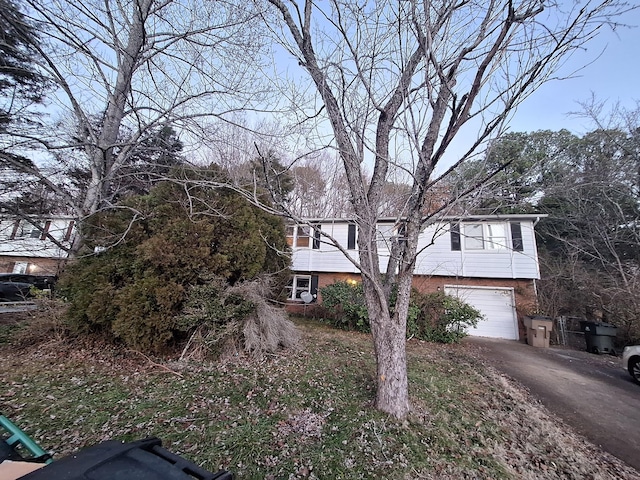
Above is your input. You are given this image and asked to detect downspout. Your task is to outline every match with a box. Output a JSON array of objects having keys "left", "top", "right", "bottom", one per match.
[{"left": 533, "top": 216, "right": 542, "bottom": 314}]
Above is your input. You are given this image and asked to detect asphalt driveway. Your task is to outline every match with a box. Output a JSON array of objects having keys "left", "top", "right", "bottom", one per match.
[{"left": 467, "top": 338, "right": 640, "bottom": 471}]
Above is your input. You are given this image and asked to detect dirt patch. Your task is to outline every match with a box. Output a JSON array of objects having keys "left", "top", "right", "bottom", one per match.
[{"left": 0, "top": 311, "right": 34, "bottom": 325}]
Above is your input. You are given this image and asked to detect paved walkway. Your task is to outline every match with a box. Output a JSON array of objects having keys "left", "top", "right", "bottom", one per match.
[
  {"left": 468, "top": 338, "right": 640, "bottom": 471},
  {"left": 0, "top": 302, "right": 37, "bottom": 314}
]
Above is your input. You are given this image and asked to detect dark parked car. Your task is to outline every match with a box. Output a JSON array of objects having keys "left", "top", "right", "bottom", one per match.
[{"left": 0, "top": 274, "right": 57, "bottom": 302}]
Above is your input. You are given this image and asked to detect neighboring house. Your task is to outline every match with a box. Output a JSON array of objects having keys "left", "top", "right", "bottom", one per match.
[
  {"left": 286, "top": 215, "right": 546, "bottom": 340},
  {"left": 0, "top": 216, "right": 76, "bottom": 276}
]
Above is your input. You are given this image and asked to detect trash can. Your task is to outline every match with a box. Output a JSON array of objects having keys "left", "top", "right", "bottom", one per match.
[
  {"left": 524, "top": 316, "right": 554, "bottom": 348},
  {"left": 580, "top": 321, "right": 617, "bottom": 355}
]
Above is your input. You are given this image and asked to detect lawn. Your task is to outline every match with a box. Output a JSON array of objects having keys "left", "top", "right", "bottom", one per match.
[{"left": 0, "top": 315, "right": 636, "bottom": 479}]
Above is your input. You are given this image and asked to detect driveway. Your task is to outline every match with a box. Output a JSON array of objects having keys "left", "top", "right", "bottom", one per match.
[{"left": 467, "top": 338, "right": 640, "bottom": 471}]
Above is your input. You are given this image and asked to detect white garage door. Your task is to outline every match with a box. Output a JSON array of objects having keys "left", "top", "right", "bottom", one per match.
[{"left": 444, "top": 285, "right": 518, "bottom": 340}]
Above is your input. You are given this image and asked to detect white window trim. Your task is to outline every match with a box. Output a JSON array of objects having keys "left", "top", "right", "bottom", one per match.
[
  {"left": 287, "top": 274, "right": 312, "bottom": 301},
  {"left": 14, "top": 220, "right": 42, "bottom": 239},
  {"left": 463, "top": 223, "right": 508, "bottom": 251},
  {"left": 287, "top": 225, "right": 312, "bottom": 249},
  {"left": 12, "top": 262, "right": 29, "bottom": 274}
]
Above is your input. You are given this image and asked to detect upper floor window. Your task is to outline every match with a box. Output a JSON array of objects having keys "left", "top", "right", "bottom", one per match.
[
  {"left": 286, "top": 225, "right": 321, "bottom": 249},
  {"left": 10, "top": 220, "right": 49, "bottom": 240},
  {"left": 451, "top": 221, "right": 520, "bottom": 251},
  {"left": 464, "top": 223, "right": 507, "bottom": 250}
]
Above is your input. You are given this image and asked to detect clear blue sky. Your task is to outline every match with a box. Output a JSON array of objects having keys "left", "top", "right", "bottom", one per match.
[{"left": 508, "top": 8, "right": 639, "bottom": 134}]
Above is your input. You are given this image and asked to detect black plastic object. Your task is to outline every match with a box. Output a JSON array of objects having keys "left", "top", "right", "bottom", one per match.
[
  {"left": 580, "top": 321, "right": 618, "bottom": 355},
  {"left": 19, "top": 437, "right": 232, "bottom": 480},
  {"left": 0, "top": 414, "right": 53, "bottom": 464}
]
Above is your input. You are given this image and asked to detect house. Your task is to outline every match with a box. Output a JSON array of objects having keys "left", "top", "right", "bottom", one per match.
[
  {"left": 0, "top": 216, "right": 76, "bottom": 276},
  {"left": 286, "top": 215, "right": 546, "bottom": 340}
]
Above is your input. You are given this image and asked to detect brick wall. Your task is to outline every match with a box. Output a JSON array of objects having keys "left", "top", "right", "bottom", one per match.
[
  {"left": 287, "top": 272, "right": 537, "bottom": 339},
  {"left": 0, "top": 256, "right": 65, "bottom": 276}
]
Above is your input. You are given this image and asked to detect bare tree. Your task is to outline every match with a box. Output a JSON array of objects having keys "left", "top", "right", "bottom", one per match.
[
  {"left": 1, "top": 0, "right": 263, "bottom": 254},
  {"left": 258, "top": 0, "right": 631, "bottom": 417},
  {"left": 536, "top": 105, "right": 640, "bottom": 342}
]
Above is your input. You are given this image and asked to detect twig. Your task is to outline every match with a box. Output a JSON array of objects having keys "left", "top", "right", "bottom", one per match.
[
  {"left": 179, "top": 327, "right": 200, "bottom": 362},
  {"left": 127, "top": 350, "right": 183, "bottom": 377}
]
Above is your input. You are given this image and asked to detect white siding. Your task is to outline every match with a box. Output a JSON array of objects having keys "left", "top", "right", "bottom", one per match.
[
  {"left": 0, "top": 218, "right": 75, "bottom": 259},
  {"left": 291, "top": 218, "right": 542, "bottom": 280},
  {"left": 293, "top": 222, "right": 360, "bottom": 273}
]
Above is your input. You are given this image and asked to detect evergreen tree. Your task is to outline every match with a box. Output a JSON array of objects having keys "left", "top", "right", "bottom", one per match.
[
  {"left": 59, "top": 165, "right": 291, "bottom": 352},
  {"left": 0, "top": 0, "right": 47, "bottom": 131}
]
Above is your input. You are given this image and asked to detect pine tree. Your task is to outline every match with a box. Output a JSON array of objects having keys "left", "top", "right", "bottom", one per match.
[{"left": 0, "top": 0, "right": 47, "bottom": 130}]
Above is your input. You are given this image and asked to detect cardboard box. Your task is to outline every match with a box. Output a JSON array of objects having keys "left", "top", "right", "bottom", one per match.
[{"left": 0, "top": 460, "right": 45, "bottom": 480}]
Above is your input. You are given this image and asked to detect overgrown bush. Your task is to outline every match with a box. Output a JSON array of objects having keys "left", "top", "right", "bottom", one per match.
[
  {"left": 59, "top": 166, "right": 292, "bottom": 354},
  {"left": 319, "top": 281, "right": 482, "bottom": 343},
  {"left": 409, "top": 291, "right": 482, "bottom": 343},
  {"left": 319, "top": 281, "right": 369, "bottom": 332}
]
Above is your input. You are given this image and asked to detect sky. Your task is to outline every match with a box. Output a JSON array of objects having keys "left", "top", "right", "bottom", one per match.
[{"left": 507, "top": 7, "right": 639, "bottom": 135}]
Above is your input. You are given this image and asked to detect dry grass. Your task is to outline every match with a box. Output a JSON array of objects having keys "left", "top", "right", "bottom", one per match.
[
  {"left": 0, "top": 317, "right": 637, "bottom": 479},
  {"left": 231, "top": 279, "right": 301, "bottom": 357},
  {"left": 178, "top": 277, "right": 300, "bottom": 361}
]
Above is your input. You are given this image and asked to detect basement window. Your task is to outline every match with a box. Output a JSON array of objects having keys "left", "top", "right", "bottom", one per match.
[{"left": 286, "top": 274, "right": 318, "bottom": 301}]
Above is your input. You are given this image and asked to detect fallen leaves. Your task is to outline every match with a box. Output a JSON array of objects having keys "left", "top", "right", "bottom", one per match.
[{"left": 0, "top": 320, "right": 638, "bottom": 479}]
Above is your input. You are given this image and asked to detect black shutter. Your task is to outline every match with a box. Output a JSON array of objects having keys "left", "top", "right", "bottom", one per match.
[
  {"left": 348, "top": 224, "right": 356, "bottom": 250},
  {"left": 310, "top": 275, "right": 319, "bottom": 302},
  {"left": 313, "top": 224, "right": 321, "bottom": 249},
  {"left": 450, "top": 222, "right": 461, "bottom": 251},
  {"left": 510, "top": 222, "right": 523, "bottom": 252},
  {"left": 64, "top": 221, "right": 75, "bottom": 242},
  {"left": 40, "top": 221, "right": 52, "bottom": 240},
  {"left": 10, "top": 220, "right": 20, "bottom": 239}
]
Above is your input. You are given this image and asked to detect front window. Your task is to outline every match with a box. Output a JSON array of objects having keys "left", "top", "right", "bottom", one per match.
[
  {"left": 286, "top": 225, "right": 311, "bottom": 248},
  {"left": 463, "top": 223, "right": 507, "bottom": 250},
  {"left": 13, "top": 220, "right": 42, "bottom": 239},
  {"left": 287, "top": 275, "right": 312, "bottom": 301},
  {"left": 12, "top": 262, "right": 28, "bottom": 274}
]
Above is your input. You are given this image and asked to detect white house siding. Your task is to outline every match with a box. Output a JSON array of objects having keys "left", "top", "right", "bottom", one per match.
[
  {"left": 296, "top": 222, "right": 360, "bottom": 273},
  {"left": 292, "top": 218, "right": 542, "bottom": 280},
  {"left": 0, "top": 218, "right": 74, "bottom": 258}
]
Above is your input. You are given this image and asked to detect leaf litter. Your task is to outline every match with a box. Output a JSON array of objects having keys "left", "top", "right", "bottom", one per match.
[{"left": 0, "top": 319, "right": 637, "bottom": 479}]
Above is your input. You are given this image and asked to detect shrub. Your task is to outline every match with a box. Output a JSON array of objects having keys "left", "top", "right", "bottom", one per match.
[
  {"left": 59, "top": 166, "right": 292, "bottom": 354},
  {"left": 318, "top": 281, "right": 482, "bottom": 343},
  {"left": 409, "top": 291, "right": 483, "bottom": 343},
  {"left": 177, "top": 276, "right": 299, "bottom": 359},
  {"left": 319, "top": 281, "right": 369, "bottom": 332}
]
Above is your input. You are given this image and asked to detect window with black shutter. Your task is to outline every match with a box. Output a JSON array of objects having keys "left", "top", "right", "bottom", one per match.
[
  {"left": 347, "top": 224, "right": 356, "bottom": 250},
  {"left": 510, "top": 222, "right": 524, "bottom": 252},
  {"left": 64, "top": 221, "right": 75, "bottom": 242},
  {"left": 311, "top": 275, "right": 319, "bottom": 302},
  {"left": 450, "top": 222, "right": 461, "bottom": 251},
  {"left": 313, "top": 225, "right": 321, "bottom": 249},
  {"left": 39, "top": 221, "right": 51, "bottom": 240}
]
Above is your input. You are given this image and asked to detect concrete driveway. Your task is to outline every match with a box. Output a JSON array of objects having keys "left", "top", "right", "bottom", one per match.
[{"left": 467, "top": 338, "right": 640, "bottom": 471}]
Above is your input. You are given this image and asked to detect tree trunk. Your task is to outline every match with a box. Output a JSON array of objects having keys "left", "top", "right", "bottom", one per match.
[
  {"left": 359, "top": 229, "right": 411, "bottom": 418},
  {"left": 369, "top": 306, "right": 410, "bottom": 417}
]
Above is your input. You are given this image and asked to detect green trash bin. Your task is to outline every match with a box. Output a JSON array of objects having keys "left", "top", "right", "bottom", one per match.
[{"left": 580, "top": 321, "right": 617, "bottom": 355}]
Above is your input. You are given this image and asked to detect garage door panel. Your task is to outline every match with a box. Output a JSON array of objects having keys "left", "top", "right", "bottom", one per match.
[{"left": 444, "top": 286, "right": 518, "bottom": 340}]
